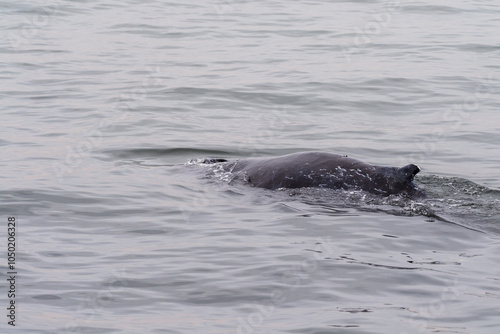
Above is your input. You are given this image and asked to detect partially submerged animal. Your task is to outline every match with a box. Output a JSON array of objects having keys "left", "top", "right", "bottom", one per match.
[{"left": 206, "top": 151, "right": 425, "bottom": 198}]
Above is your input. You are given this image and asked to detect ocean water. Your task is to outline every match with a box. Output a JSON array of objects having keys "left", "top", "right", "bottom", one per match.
[{"left": 1, "top": 0, "right": 500, "bottom": 333}]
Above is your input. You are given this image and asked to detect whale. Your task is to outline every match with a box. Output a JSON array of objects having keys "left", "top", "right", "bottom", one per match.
[{"left": 208, "top": 152, "right": 425, "bottom": 198}]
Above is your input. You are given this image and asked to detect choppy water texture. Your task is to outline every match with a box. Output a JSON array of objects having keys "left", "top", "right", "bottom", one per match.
[{"left": 1, "top": 1, "right": 500, "bottom": 333}]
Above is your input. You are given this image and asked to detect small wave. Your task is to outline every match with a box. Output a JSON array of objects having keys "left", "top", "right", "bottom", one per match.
[
  {"left": 101, "top": 147, "right": 231, "bottom": 160},
  {"left": 418, "top": 176, "right": 500, "bottom": 234},
  {"left": 405, "top": 4, "right": 464, "bottom": 14}
]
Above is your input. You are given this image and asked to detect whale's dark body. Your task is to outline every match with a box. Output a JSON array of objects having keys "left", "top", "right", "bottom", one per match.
[{"left": 218, "top": 152, "right": 425, "bottom": 198}]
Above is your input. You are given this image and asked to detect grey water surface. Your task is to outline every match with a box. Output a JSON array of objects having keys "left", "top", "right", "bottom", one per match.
[{"left": 1, "top": 1, "right": 500, "bottom": 333}]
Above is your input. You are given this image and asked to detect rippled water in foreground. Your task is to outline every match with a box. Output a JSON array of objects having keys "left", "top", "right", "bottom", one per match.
[{"left": 1, "top": 1, "right": 500, "bottom": 333}]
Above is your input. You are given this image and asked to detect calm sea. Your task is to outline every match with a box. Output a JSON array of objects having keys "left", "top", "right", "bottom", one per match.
[{"left": 1, "top": 1, "right": 500, "bottom": 333}]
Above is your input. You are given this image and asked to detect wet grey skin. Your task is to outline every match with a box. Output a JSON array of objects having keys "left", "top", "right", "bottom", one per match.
[{"left": 217, "top": 152, "right": 426, "bottom": 198}]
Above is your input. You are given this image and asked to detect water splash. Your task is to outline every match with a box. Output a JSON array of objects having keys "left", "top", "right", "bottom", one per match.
[{"left": 196, "top": 159, "right": 500, "bottom": 235}]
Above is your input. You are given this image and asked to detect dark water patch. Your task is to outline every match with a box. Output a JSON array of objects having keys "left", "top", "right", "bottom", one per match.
[
  {"left": 55, "top": 326, "right": 117, "bottom": 334},
  {"left": 127, "top": 229, "right": 169, "bottom": 235},
  {"left": 164, "top": 86, "right": 311, "bottom": 106},
  {"left": 405, "top": 4, "right": 464, "bottom": 14},
  {"left": 101, "top": 147, "right": 232, "bottom": 160},
  {"left": 107, "top": 23, "right": 201, "bottom": 39},
  {"left": 32, "top": 294, "right": 62, "bottom": 300},
  {"left": 0, "top": 189, "right": 104, "bottom": 205},
  {"left": 456, "top": 43, "right": 500, "bottom": 53},
  {"left": 40, "top": 251, "right": 99, "bottom": 258}
]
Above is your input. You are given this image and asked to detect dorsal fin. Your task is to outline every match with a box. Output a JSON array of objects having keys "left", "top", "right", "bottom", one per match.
[{"left": 398, "top": 164, "right": 420, "bottom": 182}]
